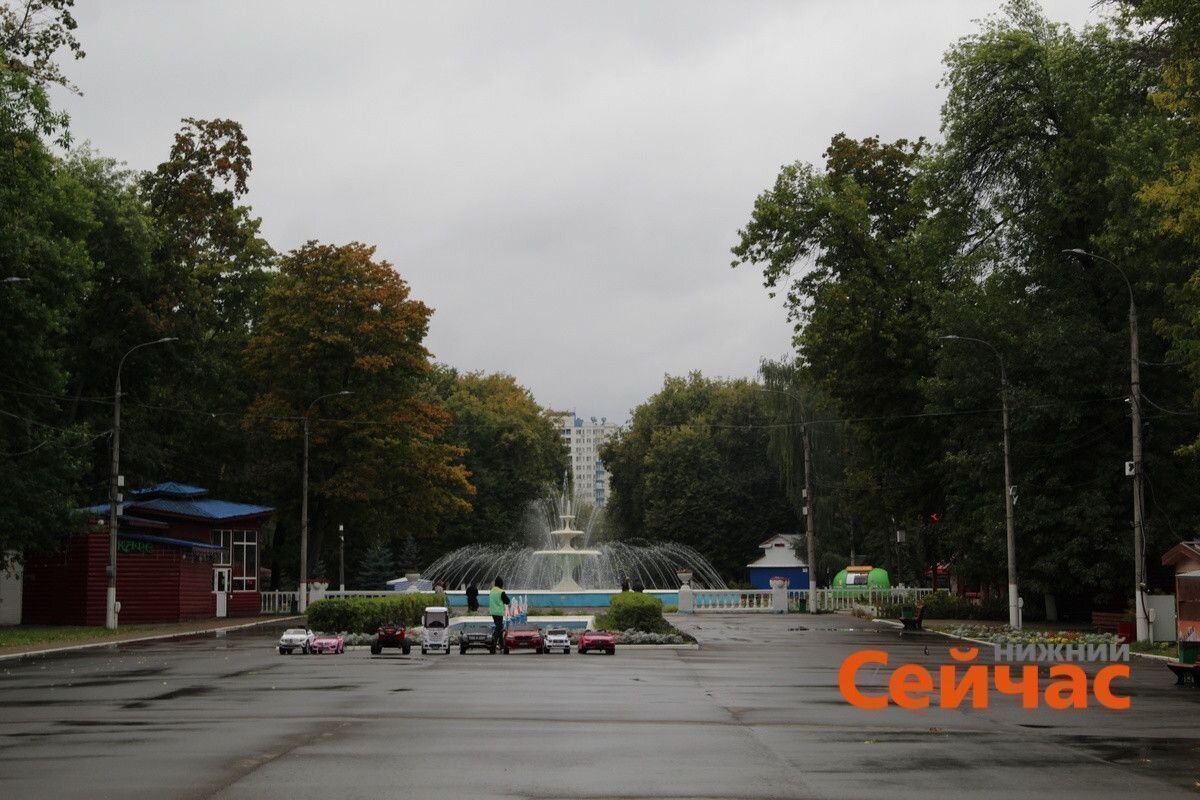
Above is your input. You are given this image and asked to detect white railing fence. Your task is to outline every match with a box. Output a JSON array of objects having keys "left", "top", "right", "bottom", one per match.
[
  {"left": 784, "top": 587, "right": 934, "bottom": 613},
  {"left": 690, "top": 589, "right": 776, "bottom": 612},
  {"left": 260, "top": 590, "right": 299, "bottom": 614}
]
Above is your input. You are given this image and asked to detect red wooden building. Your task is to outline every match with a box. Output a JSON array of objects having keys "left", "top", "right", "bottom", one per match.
[{"left": 22, "top": 482, "right": 273, "bottom": 625}]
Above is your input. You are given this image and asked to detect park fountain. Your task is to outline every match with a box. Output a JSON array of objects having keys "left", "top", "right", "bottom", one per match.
[
  {"left": 529, "top": 490, "right": 600, "bottom": 591},
  {"left": 422, "top": 483, "right": 728, "bottom": 594}
]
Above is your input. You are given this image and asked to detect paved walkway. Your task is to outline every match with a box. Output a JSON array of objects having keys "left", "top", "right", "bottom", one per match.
[{"left": 0, "top": 614, "right": 1197, "bottom": 799}]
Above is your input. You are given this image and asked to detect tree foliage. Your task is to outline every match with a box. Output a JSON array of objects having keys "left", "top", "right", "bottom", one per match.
[
  {"left": 429, "top": 366, "right": 567, "bottom": 549},
  {"left": 601, "top": 373, "right": 794, "bottom": 580}
]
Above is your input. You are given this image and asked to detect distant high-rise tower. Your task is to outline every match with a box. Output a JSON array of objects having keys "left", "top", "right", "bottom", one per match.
[{"left": 555, "top": 413, "right": 620, "bottom": 506}]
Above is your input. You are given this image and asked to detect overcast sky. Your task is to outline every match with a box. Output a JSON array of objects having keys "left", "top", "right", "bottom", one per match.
[{"left": 56, "top": 0, "right": 1104, "bottom": 423}]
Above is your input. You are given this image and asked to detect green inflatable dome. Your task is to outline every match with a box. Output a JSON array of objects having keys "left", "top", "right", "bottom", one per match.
[{"left": 832, "top": 566, "right": 890, "bottom": 596}]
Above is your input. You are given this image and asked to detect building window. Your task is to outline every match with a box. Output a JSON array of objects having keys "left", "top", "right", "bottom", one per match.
[
  {"left": 211, "top": 530, "right": 232, "bottom": 565},
  {"left": 232, "top": 530, "right": 257, "bottom": 591},
  {"left": 214, "top": 529, "right": 257, "bottom": 591}
]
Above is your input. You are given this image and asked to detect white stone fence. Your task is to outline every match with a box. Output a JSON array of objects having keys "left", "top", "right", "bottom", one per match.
[{"left": 678, "top": 585, "right": 934, "bottom": 614}]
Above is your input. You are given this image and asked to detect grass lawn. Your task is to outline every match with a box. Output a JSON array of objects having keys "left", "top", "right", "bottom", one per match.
[
  {"left": 1130, "top": 640, "right": 1179, "bottom": 658},
  {"left": 0, "top": 616, "right": 296, "bottom": 653}
]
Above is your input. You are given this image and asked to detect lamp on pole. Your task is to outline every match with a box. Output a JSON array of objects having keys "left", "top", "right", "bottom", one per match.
[
  {"left": 941, "top": 334, "right": 1020, "bottom": 629},
  {"left": 107, "top": 336, "right": 178, "bottom": 630},
  {"left": 299, "top": 390, "right": 352, "bottom": 612},
  {"left": 339, "top": 524, "right": 345, "bottom": 592},
  {"left": 757, "top": 386, "right": 818, "bottom": 613},
  {"left": 2, "top": 276, "right": 29, "bottom": 284},
  {"left": 1063, "top": 248, "right": 1148, "bottom": 643}
]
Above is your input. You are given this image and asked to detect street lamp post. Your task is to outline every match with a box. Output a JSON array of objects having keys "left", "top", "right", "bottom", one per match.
[
  {"left": 941, "top": 335, "right": 1020, "bottom": 630},
  {"left": 107, "top": 337, "right": 177, "bottom": 630},
  {"left": 339, "top": 524, "right": 345, "bottom": 592},
  {"left": 757, "top": 386, "right": 818, "bottom": 613},
  {"left": 299, "top": 391, "right": 351, "bottom": 612},
  {"left": 1063, "top": 248, "right": 1149, "bottom": 643}
]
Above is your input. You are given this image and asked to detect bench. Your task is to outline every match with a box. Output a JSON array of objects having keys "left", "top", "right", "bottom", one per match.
[
  {"left": 900, "top": 603, "right": 925, "bottom": 631},
  {"left": 1166, "top": 661, "right": 1200, "bottom": 687},
  {"left": 1090, "top": 611, "right": 1124, "bottom": 632}
]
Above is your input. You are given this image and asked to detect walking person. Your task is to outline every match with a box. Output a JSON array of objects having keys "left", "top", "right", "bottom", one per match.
[
  {"left": 489, "top": 577, "right": 509, "bottom": 651},
  {"left": 466, "top": 582, "right": 480, "bottom": 613}
]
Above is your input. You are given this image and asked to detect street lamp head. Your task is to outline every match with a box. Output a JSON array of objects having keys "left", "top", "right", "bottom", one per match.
[
  {"left": 2, "top": 276, "right": 29, "bottom": 284},
  {"left": 158, "top": 337, "right": 179, "bottom": 344}
]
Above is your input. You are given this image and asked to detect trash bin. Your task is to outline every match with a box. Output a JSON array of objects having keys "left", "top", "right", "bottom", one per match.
[
  {"left": 900, "top": 605, "right": 916, "bottom": 620},
  {"left": 1180, "top": 641, "right": 1200, "bottom": 665}
]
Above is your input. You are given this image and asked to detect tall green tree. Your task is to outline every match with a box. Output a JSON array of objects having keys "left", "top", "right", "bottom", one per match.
[
  {"left": 428, "top": 366, "right": 567, "bottom": 552},
  {"left": 0, "top": 0, "right": 91, "bottom": 565},
  {"left": 243, "top": 241, "right": 473, "bottom": 581},
  {"left": 601, "top": 373, "right": 794, "bottom": 580}
]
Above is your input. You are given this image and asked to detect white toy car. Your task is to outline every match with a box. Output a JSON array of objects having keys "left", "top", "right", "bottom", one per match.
[
  {"left": 278, "top": 627, "right": 315, "bottom": 655},
  {"left": 544, "top": 627, "right": 571, "bottom": 654}
]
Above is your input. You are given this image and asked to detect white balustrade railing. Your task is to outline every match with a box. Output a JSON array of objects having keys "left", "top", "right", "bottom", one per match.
[
  {"left": 691, "top": 589, "right": 776, "bottom": 612},
  {"left": 260, "top": 590, "right": 299, "bottom": 614},
  {"left": 783, "top": 587, "right": 934, "bottom": 613}
]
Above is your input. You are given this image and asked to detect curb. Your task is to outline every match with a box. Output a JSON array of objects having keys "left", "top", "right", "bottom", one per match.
[{"left": 0, "top": 616, "right": 303, "bottom": 662}]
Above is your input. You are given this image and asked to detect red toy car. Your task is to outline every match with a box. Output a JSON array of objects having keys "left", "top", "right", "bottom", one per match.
[
  {"left": 577, "top": 629, "right": 615, "bottom": 655},
  {"left": 502, "top": 624, "right": 544, "bottom": 654},
  {"left": 370, "top": 622, "right": 411, "bottom": 655},
  {"left": 309, "top": 632, "right": 345, "bottom": 654}
]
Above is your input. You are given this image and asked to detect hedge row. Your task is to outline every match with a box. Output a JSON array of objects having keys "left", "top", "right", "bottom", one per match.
[
  {"left": 306, "top": 594, "right": 446, "bottom": 633},
  {"left": 878, "top": 592, "right": 1011, "bottom": 621},
  {"left": 605, "top": 592, "right": 671, "bottom": 634}
]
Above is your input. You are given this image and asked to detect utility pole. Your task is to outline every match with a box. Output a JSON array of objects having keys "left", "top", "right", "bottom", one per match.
[
  {"left": 1063, "top": 250, "right": 1149, "bottom": 642},
  {"left": 107, "top": 337, "right": 176, "bottom": 630},
  {"left": 299, "top": 391, "right": 352, "bottom": 613},
  {"left": 803, "top": 424, "right": 817, "bottom": 614},
  {"left": 941, "top": 335, "right": 1020, "bottom": 629}
]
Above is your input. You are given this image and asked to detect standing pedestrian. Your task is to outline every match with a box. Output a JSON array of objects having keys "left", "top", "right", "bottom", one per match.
[
  {"left": 466, "top": 582, "right": 479, "bottom": 612},
  {"left": 620, "top": 575, "right": 630, "bottom": 592},
  {"left": 489, "top": 577, "right": 509, "bottom": 651}
]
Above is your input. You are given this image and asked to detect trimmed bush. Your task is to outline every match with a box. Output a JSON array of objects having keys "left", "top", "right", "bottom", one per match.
[
  {"left": 306, "top": 593, "right": 446, "bottom": 634},
  {"left": 606, "top": 592, "right": 671, "bottom": 634},
  {"left": 878, "top": 592, "right": 1009, "bottom": 621}
]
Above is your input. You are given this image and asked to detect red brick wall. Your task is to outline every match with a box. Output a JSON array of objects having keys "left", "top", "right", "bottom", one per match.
[
  {"left": 21, "top": 534, "right": 95, "bottom": 625},
  {"left": 113, "top": 546, "right": 181, "bottom": 624},
  {"left": 179, "top": 559, "right": 215, "bottom": 620},
  {"left": 228, "top": 591, "right": 259, "bottom": 617}
]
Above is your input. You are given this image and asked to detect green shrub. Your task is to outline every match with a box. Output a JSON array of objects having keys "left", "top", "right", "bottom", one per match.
[
  {"left": 878, "top": 592, "right": 1010, "bottom": 621},
  {"left": 606, "top": 592, "right": 671, "bottom": 633},
  {"left": 306, "top": 593, "right": 446, "bottom": 633}
]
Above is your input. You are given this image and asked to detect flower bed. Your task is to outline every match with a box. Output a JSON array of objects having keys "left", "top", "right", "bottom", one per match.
[{"left": 945, "top": 624, "right": 1121, "bottom": 646}]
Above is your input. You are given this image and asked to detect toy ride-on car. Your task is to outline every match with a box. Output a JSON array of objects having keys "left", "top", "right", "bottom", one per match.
[
  {"left": 278, "top": 627, "right": 315, "bottom": 655},
  {"left": 503, "top": 623, "right": 544, "bottom": 654},
  {"left": 370, "top": 622, "right": 411, "bottom": 655},
  {"left": 309, "top": 632, "right": 345, "bottom": 654},
  {"left": 459, "top": 622, "right": 497, "bottom": 654},
  {"left": 543, "top": 627, "right": 572, "bottom": 654},
  {"left": 577, "top": 629, "right": 616, "bottom": 655},
  {"left": 421, "top": 606, "right": 451, "bottom": 655}
]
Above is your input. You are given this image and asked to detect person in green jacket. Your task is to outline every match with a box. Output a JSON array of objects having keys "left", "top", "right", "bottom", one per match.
[{"left": 489, "top": 577, "right": 509, "bottom": 651}]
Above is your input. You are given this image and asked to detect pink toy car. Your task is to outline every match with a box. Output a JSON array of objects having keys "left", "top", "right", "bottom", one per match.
[
  {"left": 309, "top": 632, "right": 345, "bottom": 654},
  {"left": 577, "top": 629, "right": 615, "bottom": 655}
]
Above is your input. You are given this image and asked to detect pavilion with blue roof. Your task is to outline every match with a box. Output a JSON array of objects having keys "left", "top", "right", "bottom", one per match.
[{"left": 22, "top": 482, "right": 274, "bottom": 626}]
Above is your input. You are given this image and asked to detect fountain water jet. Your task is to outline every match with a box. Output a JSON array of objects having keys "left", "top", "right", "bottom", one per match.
[{"left": 423, "top": 480, "right": 728, "bottom": 592}]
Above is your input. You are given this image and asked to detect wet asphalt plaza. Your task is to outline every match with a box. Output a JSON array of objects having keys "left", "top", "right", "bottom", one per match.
[{"left": 1, "top": 614, "right": 1199, "bottom": 799}]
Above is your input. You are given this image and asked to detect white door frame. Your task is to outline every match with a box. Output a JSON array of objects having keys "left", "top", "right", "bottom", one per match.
[{"left": 213, "top": 567, "right": 230, "bottom": 618}]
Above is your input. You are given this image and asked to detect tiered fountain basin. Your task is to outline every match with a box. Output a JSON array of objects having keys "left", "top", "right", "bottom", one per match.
[
  {"left": 444, "top": 589, "right": 680, "bottom": 609},
  {"left": 446, "top": 587, "right": 681, "bottom": 606}
]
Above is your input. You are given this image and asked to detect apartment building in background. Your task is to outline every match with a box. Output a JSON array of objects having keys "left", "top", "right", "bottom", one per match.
[{"left": 556, "top": 413, "right": 621, "bottom": 506}]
